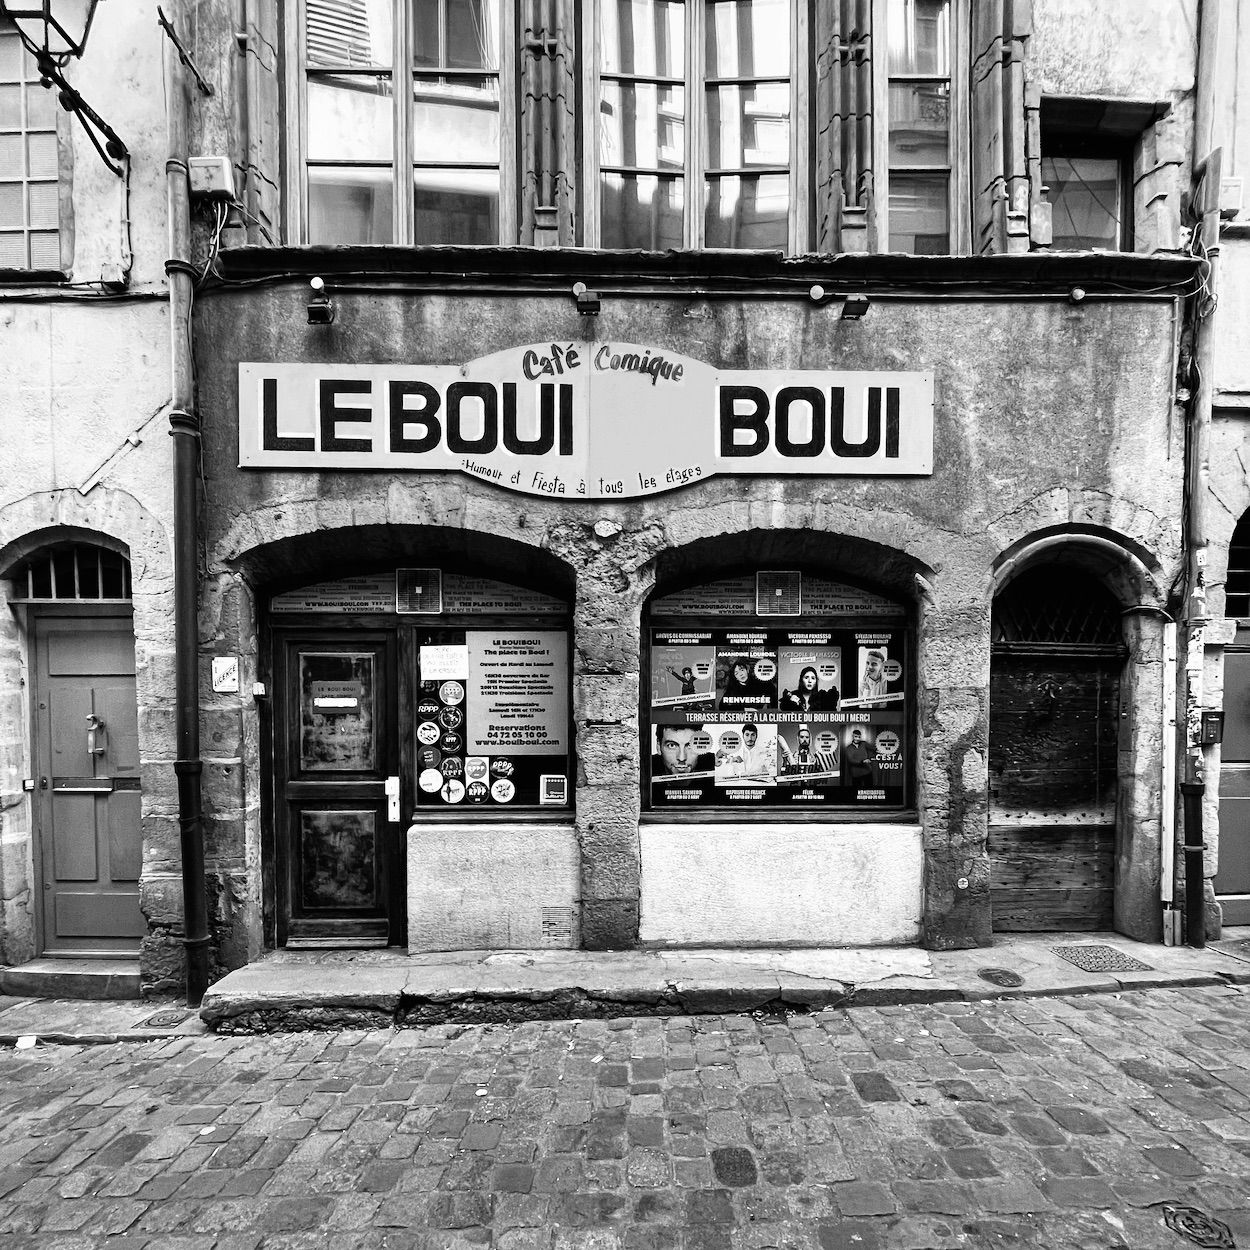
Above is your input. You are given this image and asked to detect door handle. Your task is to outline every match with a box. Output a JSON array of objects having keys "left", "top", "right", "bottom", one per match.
[
  {"left": 385, "top": 775, "right": 401, "bottom": 822},
  {"left": 86, "top": 714, "right": 107, "bottom": 756}
]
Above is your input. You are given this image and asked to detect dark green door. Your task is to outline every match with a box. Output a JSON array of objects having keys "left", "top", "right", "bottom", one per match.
[{"left": 1217, "top": 639, "right": 1250, "bottom": 924}]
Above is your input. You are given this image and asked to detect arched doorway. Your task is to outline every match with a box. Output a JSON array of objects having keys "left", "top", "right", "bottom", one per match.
[
  {"left": 989, "top": 566, "right": 1126, "bottom": 931},
  {"left": 9, "top": 542, "right": 145, "bottom": 955}
]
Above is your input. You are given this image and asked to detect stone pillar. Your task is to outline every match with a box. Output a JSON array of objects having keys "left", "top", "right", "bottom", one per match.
[
  {"left": 0, "top": 594, "right": 33, "bottom": 966},
  {"left": 918, "top": 585, "right": 993, "bottom": 949}
]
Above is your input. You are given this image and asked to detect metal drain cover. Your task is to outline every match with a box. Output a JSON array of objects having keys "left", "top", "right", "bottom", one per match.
[
  {"left": 1162, "top": 1204, "right": 1235, "bottom": 1248},
  {"left": 977, "top": 967, "right": 1024, "bottom": 988},
  {"left": 136, "top": 1010, "right": 191, "bottom": 1029},
  {"left": 1050, "top": 944, "right": 1153, "bottom": 973}
]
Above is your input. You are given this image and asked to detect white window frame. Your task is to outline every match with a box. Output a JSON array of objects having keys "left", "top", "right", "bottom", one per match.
[
  {"left": 285, "top": 0, "right": 518, "bottom": 246},
  {"left": 582, "top": 0, "right": 812, "bottom": 251}
]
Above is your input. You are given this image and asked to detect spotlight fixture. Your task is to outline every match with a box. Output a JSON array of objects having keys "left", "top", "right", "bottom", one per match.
[
  {"left": 307, "top": 276, "right": 334, "bottom": 325},
  {"left": 572, "top": 281, "right": 600, "bottom": 316},
  {"left": 808, "top": 284, "right": 827, "bottom": 303},
  {"left": 840, "top": 293, "right": 871, "bottom": 321},
  {"left": 1068, "top": 286, "right": 1087, "bottom": 305}
]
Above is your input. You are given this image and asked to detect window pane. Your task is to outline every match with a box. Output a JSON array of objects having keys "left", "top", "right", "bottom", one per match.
[
  {"left": 28, "top": 230, "right": 58, "bottom": 268},
  {"left": 705, "top": 0, "right": 790, "bottom": 78},
  {"left": 887, "top": 0, "right": 949, "bottom": 75},
  {"left": 0, "top": 133, "right": 20, "bottom": 172},
  {"left": 0, "top": 30, "right": 22, "bottom": 78},
  {"left": 27, "top": 180, "right": 57, "bottom": 229},
  {"left": 600, "top": 172, "right": 684, "bottom": 248},
  {"left": 412, "top": 77, "right": 500, "bottom": 163},
  {"left": 705, "top": 83, "right": 789, "bottom": 169},
  {"left": 0, "top": 231, "right": 23, "bottom": 267},
  {"left": 887, "top": 82, "right": 948, "bottom": 166},
  {"left": 0, "top": 182, "right": 20, "bottom": 226},
  {"left": 414, "top": 168, "right": 499, "bottom": 243},
  {"left": 599, "top": 82, "right": 685, "bottom": 170},
  {"left": 309, "top": 166, "right": 395, "bottom": 243},
  {"left": 307, "top": 75, "right": 394, "bottom": 161},
  {"left": 600, "top": 0, "right": 684, "bottom": 77},
  {"left": 27, "top": 132, "right": 56, "bottom": 178},
  {"left": 306, "top": 0, "right": 392, "bottom": 68},
  {"left": 413, "top": 0, "right": 500, "bottom": 70},
  {"left": 704, "top": 173, "right": 788, "bottom": 247},
  {"left": 889, "top": 172, "right": 948, "bottom": 253},
  {"left": 1042, "top": 155, "right": 1122, "bottom": 250},
  {"left": 26, "top": 83, "right": 55, "bottom": 126},
  {"left": 0, "top": 84, "right": 19, "bottom": 127}
]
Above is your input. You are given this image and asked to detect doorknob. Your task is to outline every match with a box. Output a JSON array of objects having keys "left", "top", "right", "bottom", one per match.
[
  {"left": 385, "top": 775, "right": 401, "bottom": 822},
  {"left": 86, "top": 713, "right": 106, "bottom": 756}
]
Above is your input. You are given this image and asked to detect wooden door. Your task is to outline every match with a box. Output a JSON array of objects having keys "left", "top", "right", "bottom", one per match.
[
  {"left": 989, "top": 652, "right": 1120, "bottom": 930},
  {"left": 32, "top": 613, "right": 145, "bottom": 954},
  {"left": 1217, "top": 639, "right": 1250, "bottom": 924},
  {"left": 275, "top": 634, "right": 401, "bottom": 947}
]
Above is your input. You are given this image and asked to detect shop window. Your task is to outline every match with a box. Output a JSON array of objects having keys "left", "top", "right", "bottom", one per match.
[
  {"left": 1227, "top": 512, "right": 1250, "bottom": 619},
  {"left": 644, "top": 570, "right": 911, "bottom": 812},
  {"left": 9, "top": 543, "right": 132, "bottom": 601},
  {"left": 0, "top": 18, "right": 67, "bottom": 273}
]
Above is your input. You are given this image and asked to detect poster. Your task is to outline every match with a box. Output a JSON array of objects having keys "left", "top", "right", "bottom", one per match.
[
  {"left": 415, "top": 629, "right": 569, "bottom": 808},
  {"left": 649, "top": 628, "right": 907, "bottom": 808}
]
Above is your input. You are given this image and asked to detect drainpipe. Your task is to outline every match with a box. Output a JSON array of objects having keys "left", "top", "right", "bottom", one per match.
[
  {"left": 164, "top": 12, "right": 210, "bottom": 1004},
  {"left": 1180, "top": 0, "right": 1224, "bottom": 949}
]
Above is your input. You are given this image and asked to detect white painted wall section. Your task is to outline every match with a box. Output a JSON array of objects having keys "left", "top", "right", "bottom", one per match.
[
  {"left": 408, "top": 823, "right": 579, "bottom": 951},
  {"left": 640, "top": 824, "right": 923, "bottom": 946}
]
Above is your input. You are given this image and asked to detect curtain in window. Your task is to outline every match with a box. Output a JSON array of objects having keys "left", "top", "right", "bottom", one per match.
[
  {"left": 969, "top": 0, "right": 1032, "bottom": 254},
  {"left": 520, "top": 0, "right": 576, "bottom": 245}
]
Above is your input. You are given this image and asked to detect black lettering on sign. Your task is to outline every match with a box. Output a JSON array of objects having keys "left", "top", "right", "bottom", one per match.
[
  {"left": 319, "top": 379, "right": 373, "bottom": 452},
  {"left": 501, "top": 383, "right": 575, "bottom": 456},
  {"left": 388, "top": 381, "right": 442, "bottom": 453},
  {"left": 718, "top": 385, "right": 769, "bottom": 457},
  {"left": 261, "top": 376, "right": 315, "bottom": 452},
  {"left": 775, "top": 386, "right": 824, "bottom": 458},
  {"left": 447, "top": 381, "right": 497, "bottom": 454},
  {"left": 831, "top": 386, "right": 900, "bottom": 459}
]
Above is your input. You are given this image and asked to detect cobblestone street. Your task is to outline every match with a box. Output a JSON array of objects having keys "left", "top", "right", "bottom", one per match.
[{"left": 1, "top": 986, "right": 1249, "bottom": 1248}]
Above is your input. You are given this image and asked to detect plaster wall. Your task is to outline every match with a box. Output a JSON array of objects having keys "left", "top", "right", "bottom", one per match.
[{"left": 639, "top": 824, "right": 923, "bottom": 947}]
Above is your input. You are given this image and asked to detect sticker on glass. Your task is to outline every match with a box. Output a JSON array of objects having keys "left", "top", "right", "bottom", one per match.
[
  {"left": 439, "top": 731, "right": 463, "bottom": 753},
  {"left": 439, "top": 680, "right": 465, "bottom": 706},
  {"left": 417, "top": 721, "right": 440, "bottom": 745},
  {"left": 491, "top": 777, "right": 516, "bottom": 803},
  {"left": 466, "top": 780, "right": 490, "bottom": 803},
  {"left": 490, "top": 758, "right": 514, "bottom": 778},
  {"left": 441, "top": 778, "right": 466, "bottom": 804},
  {"left": 419, "top": 767, "right": 444, "bottom": 793}
]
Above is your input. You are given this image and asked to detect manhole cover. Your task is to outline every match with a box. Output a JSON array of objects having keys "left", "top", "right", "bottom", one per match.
[
  {"left": 977, "top": 967, "right": 1024, "bottom": 988},
  {"left": 136, "top": 1010, "right": 190, "bottom": 1029},
  {"left": 1163, "top": 1204, "right": 1235, "bottom": 1248},
  {"left": 1050, "top": 944, "right": 1153, "bottom": 973}
]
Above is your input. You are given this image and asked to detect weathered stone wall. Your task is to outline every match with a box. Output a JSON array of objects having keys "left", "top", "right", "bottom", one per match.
[{"left": 192, "top": 277, "right": 1185, "bottom": 957}]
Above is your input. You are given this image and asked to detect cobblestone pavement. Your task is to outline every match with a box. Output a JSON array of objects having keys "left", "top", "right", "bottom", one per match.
[{"left": 1, "top": 986, "right": 1250, "bottom": 1249}]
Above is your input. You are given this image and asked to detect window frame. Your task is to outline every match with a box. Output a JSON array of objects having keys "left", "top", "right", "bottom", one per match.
[
  {"left": 872, "top": 0, "right": 970, "bottom": 256},
  {"left": 285, "top": 0, "right": 519, "bottom": 246},
  {"left": 581, "top": 0, "right": 813, "bottom": 251},
  {"left": 1040, "top": 132, "right": 1133, "bottom": 253}
]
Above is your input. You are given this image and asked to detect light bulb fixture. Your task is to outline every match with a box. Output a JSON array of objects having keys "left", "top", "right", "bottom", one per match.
[
  {"left": 572, "top": 281, "right": 600, "bottom": 316},
  {"left": 308, "top": 276, "right": 335, "bottom": 325}
]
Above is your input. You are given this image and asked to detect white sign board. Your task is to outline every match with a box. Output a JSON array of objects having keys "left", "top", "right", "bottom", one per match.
[
  {"left": 240, "top": 344, "right": 933, "bottom": 501},
  {"left": 466, "top": 631, "right": 568, "bottom": 756}
]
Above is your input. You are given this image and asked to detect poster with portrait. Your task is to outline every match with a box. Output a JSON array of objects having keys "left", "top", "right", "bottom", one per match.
[
  {"left": 648, "top": 626, "right": 907, "bottom": 808},
  {"left": 650, "top": 634, "right": 717, "bottom": 709}
]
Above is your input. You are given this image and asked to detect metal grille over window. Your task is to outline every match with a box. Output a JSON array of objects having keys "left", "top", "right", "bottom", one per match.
[
  {"left": 991, "top": 567, "right": 1122, "bottom": 652},
  {"left": 11, "top": 545, "right": 132, "bottom": 601},
  {"left": 1226, "top": 513, "right": 1250, "bottom": 618}
]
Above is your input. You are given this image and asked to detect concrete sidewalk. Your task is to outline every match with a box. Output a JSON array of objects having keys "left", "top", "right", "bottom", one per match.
[{"left": 2, "top": 928, "right": 1249, "bottom": 1042}]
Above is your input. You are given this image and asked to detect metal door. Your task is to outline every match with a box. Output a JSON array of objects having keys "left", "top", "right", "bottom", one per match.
[
  {"left": 32, "top": 613, "right": 145, "bottom": 953},
  {"left": 275, "top": 634, "right": 401, "bottom": 946},
  {"left": 1216, "top": 639, "right": 1250, "bottom": 924}
]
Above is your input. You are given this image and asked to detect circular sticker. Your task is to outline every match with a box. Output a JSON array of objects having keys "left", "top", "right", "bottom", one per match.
[
  {"left": 718, "top": 730, "right": 742, "bottom": 753},
  {"left": 883, "top": 660, "right": 902, "bottom": 682},
  {"left": 441, "top": 778, "right": 466, "bottom": 804},
  {"left": 816, "top": 731, "right": 839, "bottom": 754},
  {"left": 491, "top": 778, "right": 515, "bottom": 803},
  {"left": 439, "top": 731, "right": 463, "bottom": 753},
  {"left": 417, "top": 746, "right": 442, "bottom": 770},
  {"left": 439, "top": 757, "right": 463, "bottom": 778},
  {"left": 876, "top": 730, "right": 900, "bottom": 756},
  {"left": 466, "top": 780, "right": 490, "bottom": 803},
  {"left": 464, "top": 757, "right": 489, "bottom": 781},
  {"left": 753, "top": 658, "right": 777, "bottom": 682},
  {"left": 417, "top": 721, "right": 440, "bottom": 745},
  {"left": 439, "top": 680, "right": 465, "bottom": 706},
  {"left": 438, "top": 706, "right": 463, "bottom": 730},
  {"left": 418, "top": 767, "right": 443, "bottom": 793},
  {"left": 417, "top": 698, "right": 441, "bottom": 720},
  {"left": 691, "top": 731, "right": 713, "bottom": 753},
  {"left": 490, "top": 758, "right": 515, "bottom": 778}
]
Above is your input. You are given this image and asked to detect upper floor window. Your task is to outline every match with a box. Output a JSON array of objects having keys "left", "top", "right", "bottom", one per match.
[
  {"left": 0, "top": 19, "right": 64, "bottom": 271},
  {"left": 593, "top": 0, "right": 804, "bottom": 249},
  {"left": 300, "top": 0, "right": 510, "bottom": 245}
]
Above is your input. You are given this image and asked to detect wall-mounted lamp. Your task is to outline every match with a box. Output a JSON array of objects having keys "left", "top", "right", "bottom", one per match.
[
  {"left": 1068, "top": 286, "right": 1087, "bottom": 305},
  {"left": 308, "top": 276, "right": 334, "bottom": 325},
  {"left": 0, "top": 0, "right": 128, "bottom": 175},
  {"left": 572, "top": 281, "right": 600, "bottom": 316},
  {"left": 840, "top": 293, "right": 871, "bottom": 320}
]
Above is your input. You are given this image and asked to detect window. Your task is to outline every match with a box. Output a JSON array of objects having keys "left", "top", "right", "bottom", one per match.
[
  {"left": 1227, "top": 513, "right": 1250, "bottom": 619},
  {"left": 9, "top": 544, "right": 132, "bottom": 601},
  {"left": 0, "top": 19, "right": 63, "bottom": 270},
  {"left": 298, "top": 0, "right": 510, "bottom": 245},
  {"left": 594, "top": 0, "right": 803, "bottom": 249},
  {"left": 1042, "top": 136, "right": 1130, "bottom": 252}
]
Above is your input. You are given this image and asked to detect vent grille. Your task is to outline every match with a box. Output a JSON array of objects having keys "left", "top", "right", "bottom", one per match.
[
  {"left": 397, "top": 568, "right": 443, "bottom": 614},
  {"left": 992, "top": 568, "right": 1120, "bottom": 647},
  {"left": 756, "top": 571, "right": 802, "bottom": 616},
  {"left": 11, "top": 544, "right": 131, "bottom": 601}
]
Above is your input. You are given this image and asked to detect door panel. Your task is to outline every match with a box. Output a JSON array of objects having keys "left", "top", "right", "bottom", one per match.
[
  {"left": 277, "top": 635, "right": 399, "bottom": 947},
  {"left": 33, "top": 614, "right": 145, "bottom": 953},
  {"left": 1217, "top": 647, "right": 1250, "bottom": 923}
]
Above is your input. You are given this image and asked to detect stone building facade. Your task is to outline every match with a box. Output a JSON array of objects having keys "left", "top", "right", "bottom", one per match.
[{"left": 0, "top": 0, "right": 1238, "bottom": 994}]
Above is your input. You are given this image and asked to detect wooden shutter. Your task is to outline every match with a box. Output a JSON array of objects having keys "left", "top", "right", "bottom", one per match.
[
  {"left": 970, "top": 0, "right": 1032, "bottom": 254},
  {"left": 520, "top": 0, "right": 576, "bottom": 247},
  {"left": 242, "top": 0, "right": 282, "bottom": 244},
  {"left": 815, "top": 0, "right": 873, "bottom": 253}
]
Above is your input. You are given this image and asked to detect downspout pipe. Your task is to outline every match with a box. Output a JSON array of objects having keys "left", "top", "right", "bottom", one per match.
[
  {"left": 1180, "top": 0, "right": 1224, "bottom": 948},
  {"left": 164, "top": 15, "right": 210, "bottom": 1004}
]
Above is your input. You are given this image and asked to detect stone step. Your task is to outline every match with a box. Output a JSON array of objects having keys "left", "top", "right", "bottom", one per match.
[{"left": 0, "top": 958, "right": 140, "bottom": 1001}]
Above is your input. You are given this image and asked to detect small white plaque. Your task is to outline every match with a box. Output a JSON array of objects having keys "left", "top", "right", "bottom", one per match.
[{"left": 211, "top": 656, "right": 240, "bottom": 693}]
